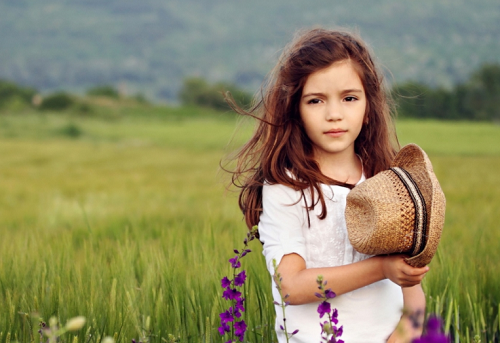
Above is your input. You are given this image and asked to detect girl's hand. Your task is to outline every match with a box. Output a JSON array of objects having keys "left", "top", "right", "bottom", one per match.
[{"left": 381, "top": 255, "right": 429, "bottom": 287}]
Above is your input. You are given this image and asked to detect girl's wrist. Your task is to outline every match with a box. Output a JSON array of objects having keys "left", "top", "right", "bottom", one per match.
[{"left": 370, "top": 255, "right": 386, "bottom": 280}]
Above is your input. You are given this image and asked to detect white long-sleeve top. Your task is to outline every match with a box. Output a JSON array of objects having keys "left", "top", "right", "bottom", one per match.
[{"left": 258, "top": 176, "right": 404, "bottom": 343}]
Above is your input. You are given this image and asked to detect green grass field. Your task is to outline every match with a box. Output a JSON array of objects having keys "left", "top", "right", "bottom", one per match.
[{"left": 0, "top": 108, "right": 499, "bottom": 343}]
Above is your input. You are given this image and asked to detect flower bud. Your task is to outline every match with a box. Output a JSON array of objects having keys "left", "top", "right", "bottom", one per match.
[
  {"left": 102, "top": 336, "right": 115, "bottom": 343},
  {"left": 66, "top": 316, "right": 86, "bottom": 331},
  {"left": 321, "top": 321, "right": 333, "bottom": 335},
  {"left": 49, "top": 316, "right": 58, "bottom": 328}
]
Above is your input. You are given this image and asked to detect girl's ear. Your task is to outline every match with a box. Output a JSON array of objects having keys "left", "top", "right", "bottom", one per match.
[{"left": 363, "top": 106, "right": 369, "bottom": 125}]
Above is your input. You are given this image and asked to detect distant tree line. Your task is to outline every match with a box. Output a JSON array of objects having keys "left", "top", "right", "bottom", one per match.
[
  {"left": 179, "top": 63, "right": 500, "bottom": 121},
  {"left": 392, "top": 63, "right": 500, "bottom": 121},
  {"left": 0, "top": 80, "right": 37, "bottom": 110},
  {"left": 0, "top": 81, "right": 146, "bottom": 113},
  {"left": 178, "top": 77, "right": 252, "bottom": 111},
  {"left": 2, "top": 62, "right": 499, "bottom": 121}
]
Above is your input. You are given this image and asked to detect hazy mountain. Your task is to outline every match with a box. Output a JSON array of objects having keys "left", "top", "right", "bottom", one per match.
[{"left": 1, "top": 0, "right": 499, "bottom": 101}]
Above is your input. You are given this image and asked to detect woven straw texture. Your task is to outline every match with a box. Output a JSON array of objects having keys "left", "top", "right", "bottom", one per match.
[{"left": 346, "top": 144, "right": 446, "bottom": 268}]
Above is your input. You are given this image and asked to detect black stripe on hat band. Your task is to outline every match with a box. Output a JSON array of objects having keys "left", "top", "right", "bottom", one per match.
[{"left": 390, "top": 167, "right": 428, "bottom": 256}]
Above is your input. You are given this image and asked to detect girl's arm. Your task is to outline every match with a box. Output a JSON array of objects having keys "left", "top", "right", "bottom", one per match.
[
  {"left": 387, "top": 284, "right": 426, "bottom": 343},
  {"left": 277, "top": 253, "right": 428, "bottom": 305}
]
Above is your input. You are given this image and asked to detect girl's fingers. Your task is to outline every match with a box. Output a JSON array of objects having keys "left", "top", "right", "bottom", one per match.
[
  {"left": 397, "top": 264, "right": 429, "bottom": 286},
  {"left": 401, "top": 272, "right": 427, "bottom": 286},
  {"left": 402, "top": 265, "right": 429, "bottom": 277}
]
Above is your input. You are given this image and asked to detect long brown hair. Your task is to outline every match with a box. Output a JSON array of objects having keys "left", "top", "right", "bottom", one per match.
[{"left": 227, "top": 28, "right": 399, "bottom": 229}]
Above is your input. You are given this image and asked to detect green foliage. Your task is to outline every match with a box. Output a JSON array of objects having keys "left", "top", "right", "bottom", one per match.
[
  {"left": 75, "top": 102, "right": 94, "bottom": 115},
  {"left": 57, "top": 122, "right": 84, "bottom": 138},
  {"left": 393, "top": 63, "right": 500, "bottom": 121},
  {"left": 134, "top": 93, "right": 149, "bottom": 104},
  {"left": 39, "top": 92, "right": 75, "bottom": 111},
  {"left": 179, "top": 77, "right": 251, "bottom": 111},
  {"left": 178, "top": 78, "right": 209, "bottom": 107},
  {"left": 0, "top": 79, "right": 36, "bottom": 110},
  {"left": 86, "top": 85, "right": 120, "bottom": 99},
  {"left": 393, "top": 82, "right": 463, "bottom": 120},
  {"left": 222, "top": 82, "right": 253, "bottom": 109},
  {"left": 466, "top": 63, "right": 500, "bottom": 121}
]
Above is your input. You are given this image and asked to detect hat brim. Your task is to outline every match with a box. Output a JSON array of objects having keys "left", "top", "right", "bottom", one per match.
[{"left": 392, "top": 144, "right": 446, "bottom": 268}]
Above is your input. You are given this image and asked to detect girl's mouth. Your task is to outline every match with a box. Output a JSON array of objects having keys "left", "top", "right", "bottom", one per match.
[{"left": 324, "top": 129, "right": 347, "bottom": 137}]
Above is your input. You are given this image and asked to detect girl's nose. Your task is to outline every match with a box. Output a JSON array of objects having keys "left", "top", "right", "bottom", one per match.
[{"left": 325, "top": 103, "right": 343, "bottom": 121}]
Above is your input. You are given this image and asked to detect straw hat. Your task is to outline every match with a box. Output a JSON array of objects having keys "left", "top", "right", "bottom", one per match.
[{"left": 345, "top": 144, "right": 446, "bottom": 268}]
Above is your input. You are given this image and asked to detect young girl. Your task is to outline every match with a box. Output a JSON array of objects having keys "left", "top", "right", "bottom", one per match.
[{"left": 230, "top": 28, "right": 428, "bottom": 343}]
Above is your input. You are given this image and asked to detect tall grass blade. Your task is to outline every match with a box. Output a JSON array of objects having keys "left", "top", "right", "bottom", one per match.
[{"left": 445, "top": 297, "right": 453, "bottom": 334}]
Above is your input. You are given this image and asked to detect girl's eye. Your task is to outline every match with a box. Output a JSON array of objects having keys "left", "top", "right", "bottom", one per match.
[
  {"left": 344, "top": 96, "right": 358, "bottom": 102},
  {"left": 307, "top": 98, "right": 322, "bottom": 104}
]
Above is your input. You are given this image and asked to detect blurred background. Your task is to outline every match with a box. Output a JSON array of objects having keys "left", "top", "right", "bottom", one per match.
[
  {"left": 1, "top": 1, "right": 500, "bottom": 343},
  {"left": 0, "top": 0, "right": 499, "bottom": 113}
]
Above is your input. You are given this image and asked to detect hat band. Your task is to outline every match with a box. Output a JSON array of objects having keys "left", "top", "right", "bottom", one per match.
[{"left": 390, "top": 167, "right": 428, "bottom": 256}]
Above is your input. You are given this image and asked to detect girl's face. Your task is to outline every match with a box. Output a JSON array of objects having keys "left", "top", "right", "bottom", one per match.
[{"left": 299, "top": 59, "right": 366, "bottom": 166}]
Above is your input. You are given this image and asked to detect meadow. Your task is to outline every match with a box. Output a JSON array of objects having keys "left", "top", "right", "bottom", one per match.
[{"left": 0, "top": 105, "right": 499, "bottom": 343}]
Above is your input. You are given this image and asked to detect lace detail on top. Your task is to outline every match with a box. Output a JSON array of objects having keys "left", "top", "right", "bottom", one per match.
[{"left": 303, "top": 180, "right": 370, "bottom": 269}]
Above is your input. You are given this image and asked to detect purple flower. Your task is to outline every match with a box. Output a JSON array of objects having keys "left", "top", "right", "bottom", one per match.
[
  {"left": 230, "top": 288, "right": 242, "bottom": 300},
  {"left": 331, "top": 308, "right": 339, "bottom": 324},
  {"left": 219, "top": 228, "right": 257, "bottom": 343},
  {"left": 317, "top": 301, "right": 331, "bottom": 318},
  {"left": 222, "top": 287, "right": 232, "bottom": 300},
  {"left": 234, "top": 320, "right": 247, "bottom": 341},
  {"left": 222, "top": 287, "right": 242, "bottom": 301},
  {"left": 221, "top": 276, "right": 231, "bottom": 288},
  {"left": 426, "top": 316, "right": 441, "bottom": 333},
  {"left": 241, "top": 249, "right": 251, "bottom": 257},
  {"left": 234, "top": 271, "right": 246, "bottom": 286},
  {"left": 413, "top": 335, "right": 450, "bottom": 343},
  {"left": 412, "top": 316, "right": 450, "bottom": 343},
  {"left": 324, "top": 289, "right": 336, "bottom": 299},
  {"left": 218, "top": 323, "right": 231, "bottom": 335},
  {"left": 232, "top": 299, "right": 245, "bottom": 318},
  {"left": 229, "top": 256, "right": 241, "bottom": 269},
  {"left": 316, "top": 276, "right": 342, "bottom": 343},
  {"left": 220, "top": 309, "right": 234, "bottom": 324},
  {"left": 235, "top": 297, "right": 245, "bottom": 313}
]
